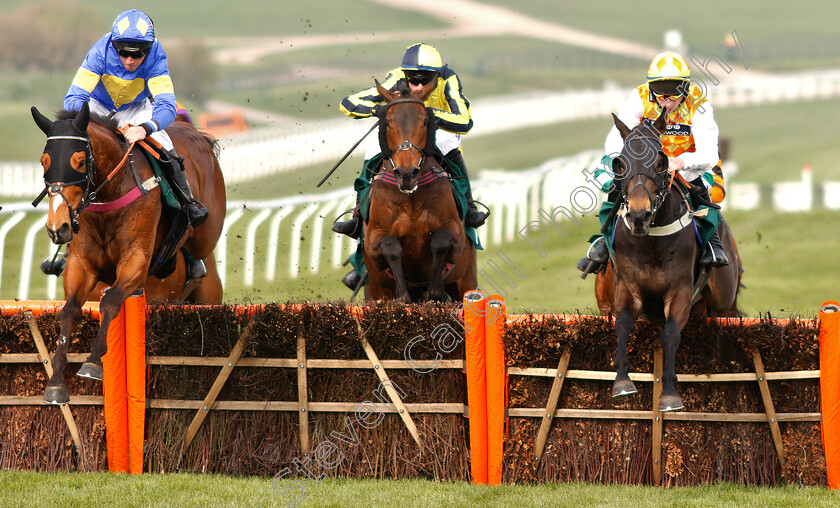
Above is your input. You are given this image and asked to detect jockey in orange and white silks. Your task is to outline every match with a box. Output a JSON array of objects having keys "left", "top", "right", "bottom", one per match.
[{"left": 578, "top": 52, "right": 729, "bottom": 278}]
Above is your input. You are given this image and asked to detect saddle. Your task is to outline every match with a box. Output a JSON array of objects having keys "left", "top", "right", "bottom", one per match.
[{"left": 134, "top": 139, "right": 190, "bottom": 279}]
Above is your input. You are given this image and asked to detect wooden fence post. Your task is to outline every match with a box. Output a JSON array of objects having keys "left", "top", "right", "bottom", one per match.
[
  {"left": 296, "top": 325, "right": 310, "bottom": 454},
  {"left": 533, "top": 348, "right": 571, "bottom": 464},
  {"left": 652, "top": 346, "right": 664, "bottom": 486},
  {"left": 752, "top": 349, "right": 785, "bottom": 464}
]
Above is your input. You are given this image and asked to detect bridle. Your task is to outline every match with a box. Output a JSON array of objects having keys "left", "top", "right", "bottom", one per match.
[
  {"left": 619, "top": 131, "right": 671, "bottom": 224},
  {"left": 33, "top": 134, "right": 96, "bottom": 234},
  {"left": 381, "top": 98, "right": 428, "bottom": 172},
  {"left": 34, "top": 129, "right": 137, "bottom": 234}
]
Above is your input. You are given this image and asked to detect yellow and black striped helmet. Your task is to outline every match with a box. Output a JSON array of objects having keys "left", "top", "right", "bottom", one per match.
[{"left": 401, "top": 43, "right": 443, "bottom": 72}]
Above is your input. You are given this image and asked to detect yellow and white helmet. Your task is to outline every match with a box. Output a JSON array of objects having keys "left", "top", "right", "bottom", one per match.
[{"left": 647, "top": 52, "right": 690, "bottom": 82}]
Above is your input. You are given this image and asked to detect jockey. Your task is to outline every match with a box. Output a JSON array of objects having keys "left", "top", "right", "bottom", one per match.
[
  {"left": 333, "top": 43, "right": 488, "bottom": 290},
  {"left": 578, "top": 51, "right": 729, "bottom": 277},
  {"left": 64, "top": 10, "right": 208, "bottom": 259}
]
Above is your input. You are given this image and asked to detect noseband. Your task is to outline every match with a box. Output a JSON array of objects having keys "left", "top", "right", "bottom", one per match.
[{"left": 381, "top": 98, "right": 428, "bottom": 172}]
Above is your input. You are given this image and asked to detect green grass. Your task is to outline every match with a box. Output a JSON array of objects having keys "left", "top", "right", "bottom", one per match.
[
  {"left": 480, "top": 0, "right": 840, "bottom": 71},
  {"left": 0, "top": 0, "right": 443, "bottom": 38},
  {"left": 0, "top": 472, "right": 838, "bottom": 507}
]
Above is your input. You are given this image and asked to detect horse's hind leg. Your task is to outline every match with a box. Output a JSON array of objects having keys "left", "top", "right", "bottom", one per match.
[
  {"left": 428, "top": 229, "right": 454, "bottom": 302},
  {"left": 379, "top": 235, "right": 410, "bottom": 303}
]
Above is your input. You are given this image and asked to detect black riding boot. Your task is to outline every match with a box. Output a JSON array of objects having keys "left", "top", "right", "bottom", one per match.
[
  {"left": 183, "top": 249, "right": 207, "bottom": 279},
  {"left": 332, "top": 191, "right": 363, "bottom": 239},
  {"left": 690, "top": 177, "right": 729, "bottom": 267},
  {"left": 342, "top": 269, "right": 362, "bottom": 290},
  {"left": 163, "top": 155, "right": 208, "bottom": 228},
  {"left": 444, "top": 149, "right": 488, "bottom": 228},
  {"left": 576, "top": 186, "right": 620, "bottom": 277}
]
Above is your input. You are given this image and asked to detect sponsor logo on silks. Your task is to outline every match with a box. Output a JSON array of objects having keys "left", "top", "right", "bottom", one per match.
[{"left": 642, "top": 117, "right": 691, "bottom": 136}]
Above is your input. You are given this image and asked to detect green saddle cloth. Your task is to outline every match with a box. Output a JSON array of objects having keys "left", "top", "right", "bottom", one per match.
[
  {"left": 140, "top": 150, "right": 180, "bottom": 215},
  {"left": 348, "top": 152, "right": 482, "bottom": 278}
]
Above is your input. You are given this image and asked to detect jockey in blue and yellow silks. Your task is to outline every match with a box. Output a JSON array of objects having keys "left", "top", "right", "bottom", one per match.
[
  {"left": 64, "top": 9, "right": 208, "bottom": 278},
  {"left": 333, "top": 43, "right": 488, "bottom": 290},
  {"left": 578, "top": 51, "right": 729, "bottom": 278}
]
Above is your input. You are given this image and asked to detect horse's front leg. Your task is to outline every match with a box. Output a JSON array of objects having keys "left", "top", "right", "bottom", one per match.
[
  {"left": 45, "top": 259, "right": 98, "bottom": 404},
  {"left": 378, "top": 235, "right": 410, "bottom": 303},
  {"left": 612, "top": 283, "right": 641, "bottom": 398},
  {"left": 427, "top": 229, "right": 455, "bottom": 302},
  {"left": 78, "top": 252, "right": 148, "bottom": 380},
  {"left": 659, "top": 288, "right": 693, "bottom": 411}
]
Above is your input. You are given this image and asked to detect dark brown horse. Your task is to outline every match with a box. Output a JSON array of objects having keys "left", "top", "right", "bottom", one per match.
[
  {"left": 364, "top": 80, "right": 477, "bottom": 302},
  {"left": 603, "top": 110, "right": 740, "bottom": 412},
  {"left": 31, "top": 102, "right": 226, "bottom": 404}
]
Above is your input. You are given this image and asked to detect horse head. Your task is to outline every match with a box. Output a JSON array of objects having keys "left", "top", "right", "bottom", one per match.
[
  {"left": 612, "top": 108, "right": 669, "bottom": 237},
  {"left": 31, "top": 102, "right": 93, "bottom": 245},
  {"left": 375, "top": 79, "right": 437, "bottom": 193}
]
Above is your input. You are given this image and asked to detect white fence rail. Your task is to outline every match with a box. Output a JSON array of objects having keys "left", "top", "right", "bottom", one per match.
[
  {"left": 0, "top": 148, "right": 836, "bottom": 300},
  {"left": 4, "top": 69, "right": 840, "bottom": 196}
]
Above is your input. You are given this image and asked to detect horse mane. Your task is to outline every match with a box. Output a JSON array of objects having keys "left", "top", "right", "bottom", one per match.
[{"left": 56, "top": 109, "right": 119, "bottom": 132}]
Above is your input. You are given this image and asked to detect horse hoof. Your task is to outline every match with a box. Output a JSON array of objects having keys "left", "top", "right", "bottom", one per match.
[
  {"left": 44, "top": 385, "right": 69, "bottom": 405},
  {"left": 658, "top": 394, "right": 684, "bottom": 412},
  {"left": 612, "top": 379, "right": 638, "bottom": 398},
  {"left": 77, "top": 362, "right": 103, "bottom": 381}
]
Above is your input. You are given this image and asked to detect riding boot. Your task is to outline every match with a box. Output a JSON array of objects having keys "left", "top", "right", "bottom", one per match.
[
  {"left": 701, "top": 231, "right": 729, "bottom": 267},
  {"left": 444, "top": 149, "right": 488, "bottom": 227},
  {"left": 689, "top": 178, "right": 729, "bottom": 267},
  {"left": 164, "top": 156, "right": 208, "bottom": 228},
  {"left": 342, "top": 269, "right": 362, "bottom": 290},
  {"left": 332, "top": 191, "right": 363, "bottom": 239},
  {"left": 576, "top": 185, "right": 620, "bottom": 277}
]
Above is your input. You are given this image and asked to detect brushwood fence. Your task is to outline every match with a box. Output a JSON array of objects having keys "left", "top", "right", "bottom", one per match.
[{"left": 0, "top": 301, "right": 826, "bottom": 486}]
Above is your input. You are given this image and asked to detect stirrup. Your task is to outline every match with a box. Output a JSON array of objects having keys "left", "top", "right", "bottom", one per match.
[
  {"left": 186, "top": 258, "right": 207, "bottom": 279},
  {"left": 332, "top": 212, "right": 362, "bottom": 239},
  {"left": 586, "top": 237, "right": 609, "bottom": 264},
  {"left": 186, "top": 202, "right": 208, "bottom": 228}
]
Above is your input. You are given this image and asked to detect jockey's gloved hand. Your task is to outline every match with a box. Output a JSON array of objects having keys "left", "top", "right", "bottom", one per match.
[{"left": 372, "top": 104, "right": 384, "bottom": 118}]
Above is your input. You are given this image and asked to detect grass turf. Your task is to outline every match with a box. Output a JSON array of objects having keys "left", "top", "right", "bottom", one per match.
[{"left": 1, "top": 472, "right": 839, "bottom": 507}]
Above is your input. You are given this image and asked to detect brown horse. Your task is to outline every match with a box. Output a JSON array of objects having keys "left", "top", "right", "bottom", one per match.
[
  {"left": 363, "top": 80, "right": 477, "bottom": 302},
  {"left": 603, "top": 110, "right": 740, "bottom": 412},
  {"left": 31, "top": 102, "right": 226, "bottom": 404}
]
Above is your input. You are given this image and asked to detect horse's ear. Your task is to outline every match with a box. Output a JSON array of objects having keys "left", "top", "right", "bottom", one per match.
[
  {"left": 652, "top": 107, "right": 667, "bottom": 136},
  {"left": 612, "top": 113, "right": 631, "bottom": 141},
  {"left": 416, "top": 77, "right": 436, "bottom": 101},
  {"left": 375, "top": 79, "right": 395, "bottom": 104},
  {"left": 31, "top": 106, "right": 53, "bottom": 135},
  {"left": 72, "top": 101, "right": 90, "bottom": 133}
]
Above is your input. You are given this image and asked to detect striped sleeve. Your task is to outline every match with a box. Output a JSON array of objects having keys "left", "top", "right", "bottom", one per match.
[
  {"left": 144, "top": 43, "right": 176, "bottom": 132},
  {"left": 434, "top": 72, "right": 472, "bottom": 134},
  {"left": 340, "top": 70, "right": 400, "bottom": 118},
  {"left": 64, "top": 39, "right": 107, "bottom": 111}
]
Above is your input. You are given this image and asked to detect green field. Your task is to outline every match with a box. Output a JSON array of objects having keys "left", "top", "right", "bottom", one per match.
[{"left": 1, "top": 472, "right": 838, "bottom": 507}]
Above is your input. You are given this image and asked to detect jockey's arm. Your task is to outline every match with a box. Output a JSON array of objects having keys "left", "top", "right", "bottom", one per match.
[
  {"left": 674, "top": 102, "right": 720, "bottom": 186},
  {"left": 604, "top": 90, "right": 644, "bottom": 159},
  {"left": 597, "top": 90, "right": 645, "bottom": 192},
  {"left": 64, "top": 38, "right": 106, "bottom": 111},
  {"left": 340, "top": 71, "right": 400, "bottom": 118},
  {"left": 143, "top": 45, "right": 177, "bottom": 135},
  {"left": 433, "top": 73, "right": 473, "bottom": 135}
]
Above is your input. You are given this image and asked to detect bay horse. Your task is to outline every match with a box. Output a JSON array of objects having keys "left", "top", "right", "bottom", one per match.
[
  {"left": 31, "top": 102, "right": 226, "bottom": 404},
  {"left": 604, "top": 110, "right": 740, "bottom": 412},
  {"left": 364, "top": 80, "right": 477, "bottom": 302}
]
